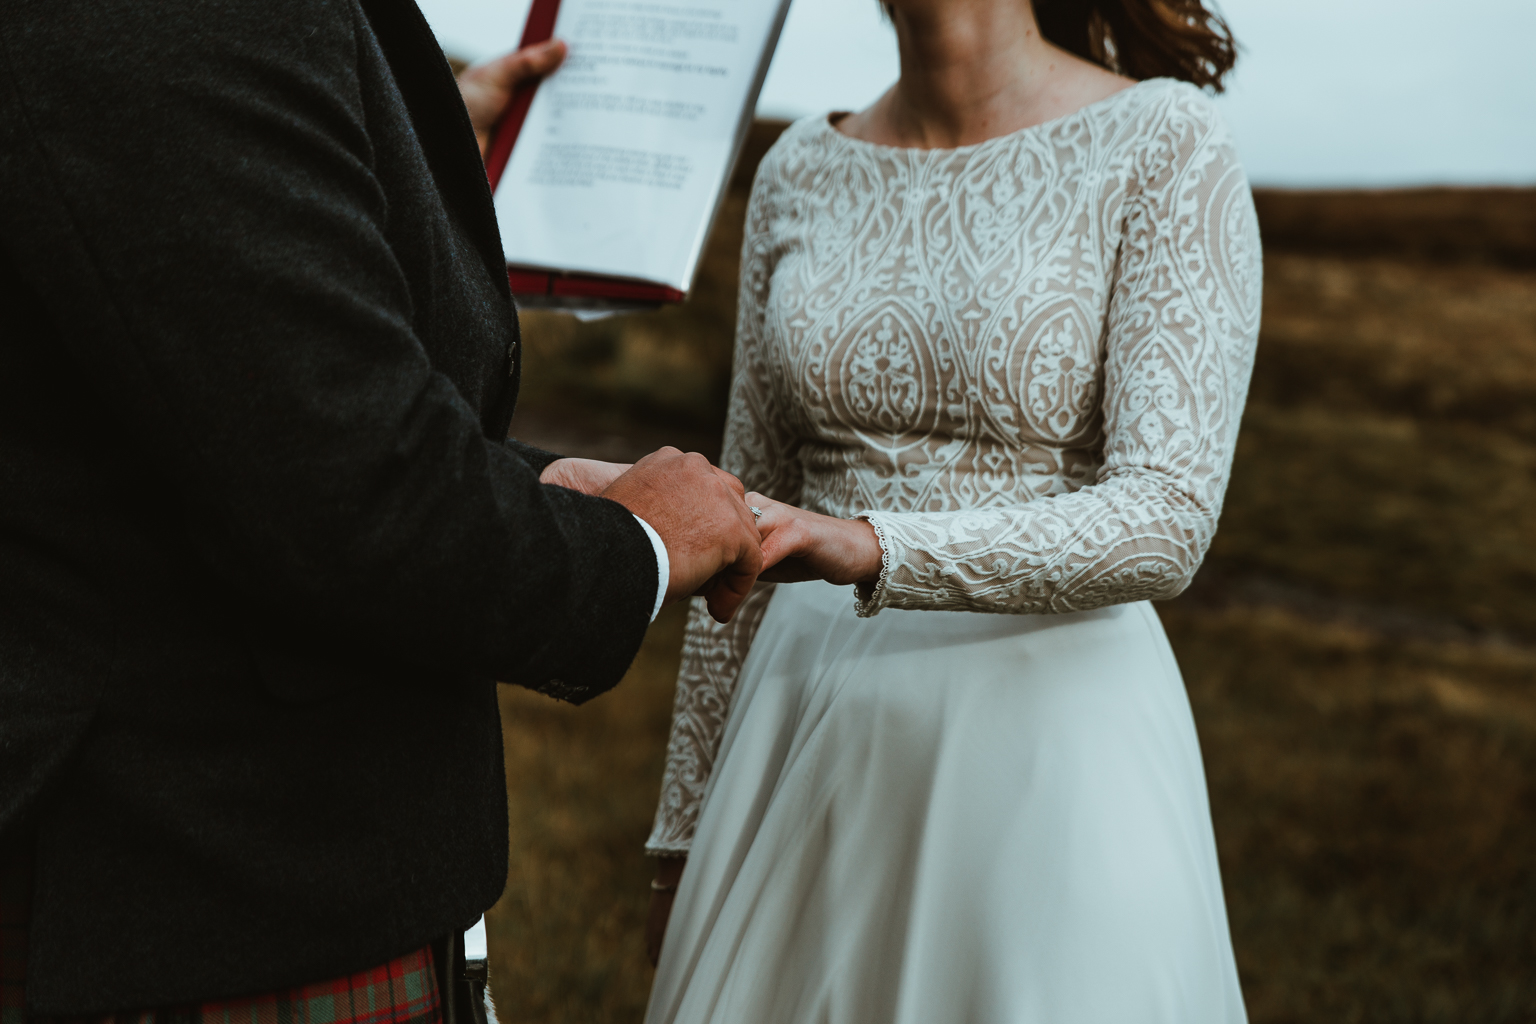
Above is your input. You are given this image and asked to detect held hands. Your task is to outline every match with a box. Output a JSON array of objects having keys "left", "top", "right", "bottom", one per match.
[
  {"left": 749, "top": 493, "right": 884, "bottom": 587},
  {"left": 602, "top": 449, "right": 763, "bottom": 623},
  {"left": 538, "top": 458, "right": 885, "bottom": 619}
]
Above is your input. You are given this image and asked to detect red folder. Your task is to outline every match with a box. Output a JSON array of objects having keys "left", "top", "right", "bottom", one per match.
[{"left": 484, "top": 0, "right": 686, "bottom": 308}]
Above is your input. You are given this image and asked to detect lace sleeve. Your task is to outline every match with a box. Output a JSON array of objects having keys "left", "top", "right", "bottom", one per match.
[
  {"left": 646, "top": 155, "right": 802, "bottom": 855},
  {"left": 854, "top": 99, "right": 1263, "bottom": 617}
]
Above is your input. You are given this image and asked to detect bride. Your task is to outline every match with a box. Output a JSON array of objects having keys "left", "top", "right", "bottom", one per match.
[{"left": 642, "top": 0, "right": 1261, "bottom": 1019}]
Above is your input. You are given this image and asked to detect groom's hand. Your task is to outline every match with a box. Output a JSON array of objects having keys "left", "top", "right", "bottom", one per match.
[{"left": 602, "top": 448, "right": 763, "bottom": 623}]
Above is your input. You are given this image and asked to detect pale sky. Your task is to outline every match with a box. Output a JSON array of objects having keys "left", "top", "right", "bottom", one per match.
[{"left": 417, "top": 0, "right": 1536, "bottom": 187}]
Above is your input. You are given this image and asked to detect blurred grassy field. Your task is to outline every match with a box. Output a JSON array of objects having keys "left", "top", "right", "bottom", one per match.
[
  {"left": 485, "top": 124, "right": 1536, "bottom": 1022},
  {"left": 1219, "top": 252, "right": 1536, "bottom": 638}
]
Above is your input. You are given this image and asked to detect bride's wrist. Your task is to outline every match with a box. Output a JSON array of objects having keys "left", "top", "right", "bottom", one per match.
[{"left": 845, "top": 518, "right": 884, "bottom": 585}]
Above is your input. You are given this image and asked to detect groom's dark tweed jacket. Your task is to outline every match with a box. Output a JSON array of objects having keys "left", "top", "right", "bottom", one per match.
[{"left": 0, "top": 0, "right": 657, "bottom": 1011}]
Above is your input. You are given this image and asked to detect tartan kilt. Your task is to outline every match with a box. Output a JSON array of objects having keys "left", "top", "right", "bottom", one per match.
[{"left": 2, "top": 846, "right": 440, "bottom": 1024}]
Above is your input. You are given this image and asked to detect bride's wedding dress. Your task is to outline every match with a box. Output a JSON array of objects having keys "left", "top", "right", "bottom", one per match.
[{"left": 645, "top": 79, "right": 1262, "bottom": 1024}]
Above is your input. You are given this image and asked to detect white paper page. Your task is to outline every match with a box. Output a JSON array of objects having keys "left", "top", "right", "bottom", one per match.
[{"left": 493, "top": 0, "right": 785, "bottom": 291}]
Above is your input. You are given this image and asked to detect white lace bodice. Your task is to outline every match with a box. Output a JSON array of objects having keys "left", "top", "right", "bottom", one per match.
[{"left": 646, "top": 79, "right": 1262, "bottom": 854}]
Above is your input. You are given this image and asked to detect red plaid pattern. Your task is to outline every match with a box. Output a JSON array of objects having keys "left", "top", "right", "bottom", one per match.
[
  {"left": 1, "top": 849, "right": 440, "bottom": 1024},
  {"left": 184, "top": 946, "right": 440, "bottom": 1024}
]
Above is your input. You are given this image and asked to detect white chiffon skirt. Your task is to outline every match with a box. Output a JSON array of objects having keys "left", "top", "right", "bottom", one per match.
[{"left": 645, "top": 581, "right": 1247, "bottom": 1024}]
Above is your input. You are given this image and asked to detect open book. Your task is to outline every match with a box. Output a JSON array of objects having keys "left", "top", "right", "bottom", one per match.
[{"left": 485, "top": 0, "right": 793, "bottom": 312}]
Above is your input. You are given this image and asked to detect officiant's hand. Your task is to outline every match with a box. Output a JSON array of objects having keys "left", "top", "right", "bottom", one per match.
[
  {"left": 540, "top": 457, "right": 631, "bottom": 496},
  {"left": 749, "top": 493, "right": 885, "bottom": 587},
  {"left": 604, "top": 449, "right": 763, "bottom": 622},
  {"left": 458, "top": 38, "right": 569, "bottom": 158}
]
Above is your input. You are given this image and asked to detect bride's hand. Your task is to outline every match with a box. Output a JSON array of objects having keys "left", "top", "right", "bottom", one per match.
[
  {"left": 749, "top": 493, "right": 883, "bottom": 586},
  {"left": 540, "top": 457, "right": 631, "bottom": 495}
]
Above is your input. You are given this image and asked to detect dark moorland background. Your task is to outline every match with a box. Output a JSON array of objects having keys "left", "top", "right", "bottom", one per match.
[{"left": 486, "top": 121, "right": 1536, "bottom": 1023}]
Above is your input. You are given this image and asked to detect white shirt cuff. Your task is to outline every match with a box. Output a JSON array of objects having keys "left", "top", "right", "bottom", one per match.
[{"left": 632, "top": 514, "right": 669, "bottom": 622}]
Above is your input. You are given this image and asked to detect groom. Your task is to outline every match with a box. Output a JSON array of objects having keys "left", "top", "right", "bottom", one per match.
[{"left": 0, "top": 0, "right": 759, "bottom": 1017}]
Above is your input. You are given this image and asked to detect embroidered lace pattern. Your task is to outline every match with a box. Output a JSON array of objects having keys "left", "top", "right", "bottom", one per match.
[{"left": 646, "top": 80, "right": 1262, "bottom": 854}]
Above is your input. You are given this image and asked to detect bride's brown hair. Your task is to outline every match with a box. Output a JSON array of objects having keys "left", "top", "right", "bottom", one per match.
[
  {"left": 882, "top": 0, "right": 1239, "bottom": 92},
  {"left": 1032, "top": 0, "right": 1238, "bottom": 91}
]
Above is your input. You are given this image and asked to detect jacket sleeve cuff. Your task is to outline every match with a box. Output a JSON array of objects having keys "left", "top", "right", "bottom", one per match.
[
  {"left": 504, "top": 491, "right": 656, "bottom": 705},
  {"left": 504, "top": 438, "right": 562, "bottom": 475},
  {"left": 630, "top": 515, "right": 670, "bottom": 621}
]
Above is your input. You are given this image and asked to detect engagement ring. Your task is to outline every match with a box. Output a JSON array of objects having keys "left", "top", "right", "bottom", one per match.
[{"left": 750, "top": 506, "right": 764, "bottom": 520}]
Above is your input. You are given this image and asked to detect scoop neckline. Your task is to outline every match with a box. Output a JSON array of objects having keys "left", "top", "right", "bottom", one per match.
[{"left": 821, "top": 77, "right": 1171, "bottom": 156}]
